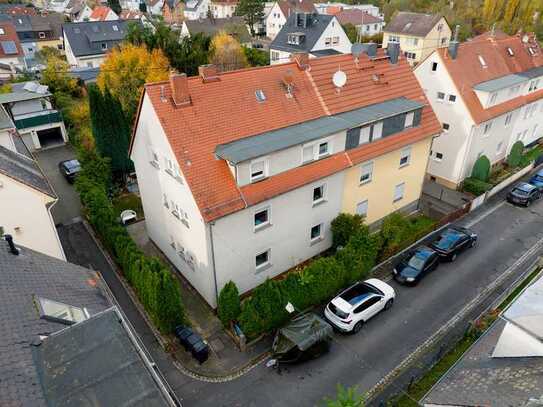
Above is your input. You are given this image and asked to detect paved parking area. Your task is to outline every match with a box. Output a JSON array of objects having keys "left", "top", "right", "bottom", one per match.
[{"left": 34, "top": 145, "right": 81, "bottom": 225}]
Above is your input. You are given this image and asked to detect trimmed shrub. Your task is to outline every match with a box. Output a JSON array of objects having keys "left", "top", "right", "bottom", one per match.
[
  {"left": 520, "top": 146, "right": 543, "bottom": 168},
  {"left": 471, "top": 155, "right": 491, "bottom": 182},
  {"left": 507, "top": 141, "right": 524, "bottom": 168},
  {"left": 217, "top": 281, "right": 241, "bottom": 327},
  {"left": 330, "top": 213, "right": 365, "bottom": 250},
  {"left": 463, "top": 177, "right": 492, "bottom": 196}
]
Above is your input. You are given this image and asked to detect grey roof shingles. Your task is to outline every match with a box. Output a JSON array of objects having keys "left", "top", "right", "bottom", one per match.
[
  {"left": 270, "top": 12, "right": 334, "bottom": 53},
  {"left": 0, "top": 144, "right": 56, "bottom": 197},
  {"left": 62, "top": 20, "right": 137, "bottom": 57},
  {"left": 474, "top": 66, "right": 543, "bottom": 92},
  {"left": 0, "top": 240, "right": 111, "bottom": 407},
  {"left": 215, "top": 97, "right": 424, "bottom": 164},
  {"left": 384, "top": 11, "right": 443, "bottom": 37}
]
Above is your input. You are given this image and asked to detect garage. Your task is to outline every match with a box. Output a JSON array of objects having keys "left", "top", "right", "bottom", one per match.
[{"left": 37, "top": 127, "right": 64, "bottom": 149}]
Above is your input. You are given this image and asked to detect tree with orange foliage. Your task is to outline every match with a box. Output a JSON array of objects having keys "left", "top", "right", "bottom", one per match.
[
  {"left": 210, "top": 31, "right": 248, "bottom": 73},
  {"left": 97, "top": 43, "right": 170, "bottom": 121}
]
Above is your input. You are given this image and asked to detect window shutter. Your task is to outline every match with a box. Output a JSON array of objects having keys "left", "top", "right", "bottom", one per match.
[{"left": 345, "top": 127, "right": 361, "bottom": 150}]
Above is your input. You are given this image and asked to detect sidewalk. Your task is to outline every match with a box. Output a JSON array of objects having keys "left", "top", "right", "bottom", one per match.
[{"left": 127, "top": 220, "right": 271, "bottom": 378}]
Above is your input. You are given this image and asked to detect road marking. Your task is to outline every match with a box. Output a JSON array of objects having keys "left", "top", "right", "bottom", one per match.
[{"left": 464, "top": 200, "right": 506, "bottom": 228}]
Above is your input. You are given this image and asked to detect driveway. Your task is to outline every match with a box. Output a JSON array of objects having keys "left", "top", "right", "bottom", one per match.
[{"left": 34, "top": 145, "right": 82, "bottom": 225}]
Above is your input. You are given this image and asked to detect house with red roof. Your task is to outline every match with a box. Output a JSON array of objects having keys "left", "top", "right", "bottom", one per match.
[
  {"left": 266, "top": 0, "right": 316, "bottom": 40},
  {"left": 76, "top": 5, "right": 119, "bottom": 22},
  {"left": 415, "top": 31, "right": 543, "bottom": 189},
  {"left": 0, "top": 21, "right": 25, "bottom": 78},
  {"left": 130, "top": 44, "right": 441, "bottom": 307}
]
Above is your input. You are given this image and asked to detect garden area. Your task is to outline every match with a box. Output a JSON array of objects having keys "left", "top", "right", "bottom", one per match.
[
  {"left": 217, "top": 212, "right": 437, "bottom": 341},
  {"left": 462, "top": 141, "right": 543, "bottom": 196}
]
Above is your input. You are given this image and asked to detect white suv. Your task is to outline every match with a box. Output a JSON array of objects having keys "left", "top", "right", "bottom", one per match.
[{"left": 324, "top": 278, "right": 395, "bottom": 333}]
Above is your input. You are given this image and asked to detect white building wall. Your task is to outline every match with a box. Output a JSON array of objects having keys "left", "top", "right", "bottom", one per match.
[
  {"left": 0, "top": 173, "right": 65, "bottom": 260},
  {"left": 212, "top": 170, "right": 345, "bottom": 296},
  {"left": 266, "top": 2, "right": 286, "bottom": 40},
  {"left": 211, "top": 2, "right": 236, "bottom": 18},
  {"left": 269, "top": 48, "right": 292, "bottom": 65},
  {"left": 311, "top": 17, "right": 352, "bottom": 54},
  {"left": 131, "top": 94, "right": 217, "bottom": 306}
]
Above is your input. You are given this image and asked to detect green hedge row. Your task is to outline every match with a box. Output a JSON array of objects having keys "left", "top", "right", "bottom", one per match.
[
  {"left": 463, "top": 177, "right": 493, "bottom": 196},
  {"left": 76, "top": 149, "right": 186, "bottom": 333}
]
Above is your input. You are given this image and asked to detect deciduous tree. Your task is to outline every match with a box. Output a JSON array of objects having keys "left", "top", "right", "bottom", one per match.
[
  {"left": 235, "top": 0, "right": 264, "bottom": 36},
  {"left": 210, "top": 31, "right": 247, "bottom": 72}
]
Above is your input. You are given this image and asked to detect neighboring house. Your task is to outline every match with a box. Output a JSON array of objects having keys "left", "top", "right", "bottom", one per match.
[
  {"left": 76, "top": 4, "right": 94, "bottom": 21},
  {"left": 414, "top": 32, "right": 543, "bottom": 189},
  {"left": 0, "top": 238, "right": 176, "bottom": 406},
  {"left": 148, "top": 0, "right": 165, "bottom": 15},
  {"left": 210, "top": 0, "right": 237, "bottom": 19},
  {"left": 162, "top": 0, "right": 184, "bottom": 25},
  {"left": 183, "top": 0, "right": 210, "bottom": 20},
  {"left": 382, "top": 12, "right": 451, "bottom": 66},
  {"left": 0, "top": 81, "right": 68, "bottom": 150},
  {"left": 335, "top": 9, "right": 383, "bottom": 38},
  {"left": 45, "top": 0, "right": 71, "bottom": 13},
  {"left": 314, "top": 2, "right": 380, "bottom": 17},
  {"left": 269, "top": 12, "right": 351, "bottom": 65},
  {"left": 76, "top": 5, "right": 119, "bottom": 22},
  {"left": 423, "top": 274, "right": 543, "bottom": 406},
  {"left": 266, "top": 0, "right": 316, "bottom": 41},
  {"left": 130, "top": 46, "right": 441, "bottom": 307},
  {"left": 0, "top": 3, "right": 38, "bottom": 15},
  {"left": 0, "top": 13, "right": 65, "bottom": 60},
  {"left": 0, "top": 21, "right": 26, "bottom": 76},
  {"left": 181, "top": 16, "right": 251, "bottom": 45},
  {"left": 120, "top": 9, "right": 149, "bottom": 23},
  {"left": 69, "top": 66, "right": 100, "bottom": 84},
  {"left": 120, "top": 0, "right": 144, "bottom": 11},
  {"left": 63, "top": 20, "right": 135, "bottom": 68},
  {"left": 64, "top": 0, "right": 86, "bottom": 20}
]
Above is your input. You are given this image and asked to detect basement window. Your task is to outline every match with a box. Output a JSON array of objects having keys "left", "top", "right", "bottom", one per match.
[{"left": 37, "top": 297, "right": 89, "bottom": 325}]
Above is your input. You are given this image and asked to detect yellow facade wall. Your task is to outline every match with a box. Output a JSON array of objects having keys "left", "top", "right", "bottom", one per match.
[
  {"left": 341, "top": 137, "right": 432, "bottom": 224},
  {"left": 37, "top": 39, "right": 63, "bottom": 53}
]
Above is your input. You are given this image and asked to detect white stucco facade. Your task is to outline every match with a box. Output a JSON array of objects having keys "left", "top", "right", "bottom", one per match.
[
  {"left": 266, "top": 2, "right": 286, "bottom": 40},
  {"left": 184, "top": 0, "right": 210, "bottom": 20},
  {"left": 211, "top": 1, "right": 236, "bottom": 18},
  {"left": 64, "top": 32, "right": 106, "bottom": 68}
]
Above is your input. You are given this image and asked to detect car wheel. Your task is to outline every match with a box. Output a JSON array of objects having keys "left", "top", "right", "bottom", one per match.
[
  {"left": 470, "top": 239, "right": 477, "bottom": 248},
  {"left": 385, "top": 299, "right": 394, "bottom": 310},
  {"left": 526, "top": 199, "right": 532, "bottom": 207},
  {"left": 450, "top": 252, "right": 457, "bottom": 262},
  {"left": 352, "top": 321, "right": 364, "bottom": 334}
]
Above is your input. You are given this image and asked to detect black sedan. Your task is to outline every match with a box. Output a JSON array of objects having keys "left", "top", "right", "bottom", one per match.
[
  {"left": 393, "top": 246, "right": 440, "bottom": 285},
  {"left": 507, "top": 182, "right": 541, "bottom": 207},
  {"left": 58, "top": 159, "right": 81, "bottom": 183},
  {"left": 429, "top": 226, "right": 477, "bottom": 262}
]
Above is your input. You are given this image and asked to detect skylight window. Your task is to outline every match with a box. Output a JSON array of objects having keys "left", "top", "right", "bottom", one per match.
[
  {"left": 507, "top": 47, "right": 514, "bottom": 56},
  {"left": 478, "top": 55, "right": 487, "bottom": 68},
  {"left": 255, "top": 89, "right": 266, "bottom": 102},
  {"left": 36, "top": 297, "right": 89, "bottom": 325}
]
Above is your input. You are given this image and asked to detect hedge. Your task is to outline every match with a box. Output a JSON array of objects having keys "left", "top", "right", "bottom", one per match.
[
  {"left": 75, "top": 149, "right": 186, "bottom": 333},
  {"left": 471, "top": 155, "right": 491, "bottom": 182},
  {"left": 330, "top": 213, "right": 365, "bottom": 250},
  {"left": 507, "top": 141, "right": 524, "bottom": 168},
  {"left": 463, "top": 177, "right": 493, "bottom": 196}
]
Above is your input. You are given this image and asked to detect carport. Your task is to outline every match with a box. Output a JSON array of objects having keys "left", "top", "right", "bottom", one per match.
[{"left": 37, "top": 127, "right": 64, "bottom": 149}]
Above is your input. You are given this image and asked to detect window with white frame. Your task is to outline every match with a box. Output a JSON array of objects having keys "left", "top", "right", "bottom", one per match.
[
  {"left": 442, "top": 123, "right": 450, "bottom": 131},
  {"left": 0, "top": 28, "right": 4, "bottom": 35},
  {"left": 389, "top": 35, "right": 399, "bottom": 42},
  {"left": 489, "top": 92, "right": 497, "bottom": 105},
  {"left": 483, "top": 121, "right": 492, "bottom": 135},
  {"left": 149, "top": 147, "right": 159, "bottom": 167},
  {"left": 310, "top": 223, "right": 323, "bottom": 242},
  {"left": 313, "top": 184, "right": 325, "bottom": 205},
  {"left": 405, "top": 112, "right": 414, "bottom": 128},
  {"left": 393, "top": 182, "right": 405, "bottom": 202},
  {"left": 250, "top": 158, "right": 268, "bottom": 182},
  {"left": 169, "top": 235, "right": 176, "bottom": 250},
  {"left": 332, "top": 36, "right": 339, "bottom": 45},
  {"left": 399, "top": 146, "right": 411, "bottom": 167},
  {"left": 255, "top": 249, "right": 270, "bottom": 270},
  {"left": 271, "top": 51, "right": 280, "bottom": 61},
  {"left": 505, "top": 113, "right": 513, "bottom": 126},
  {"left": 356, "top": 200, "right": 368, "bottom": 217},
  {"left": 302, "top": 140, "right": 330, "bottom": 163},
  {"left": 529, "top": 79, "right": 540, "bottom": 92},
  {"left": 434, "top": 152, "right": 443, "bottom": 161},
  {"left": 39, "top": 31, "right": 46, "bottom": 39},
  {"left": 177, "top": 243, "right": 185, "bottom": 259},
  {"left": 437, "top": 91, "right": 445, "bottom": 101},
  {"left": 254, "top": 207, "right": 270, "bottom": 230},
  {"left": 324, "top": 37, "right": 331, "bottom": 46},
  {"left": 359, "top": 161, "right": 373, "bottom": 184}
]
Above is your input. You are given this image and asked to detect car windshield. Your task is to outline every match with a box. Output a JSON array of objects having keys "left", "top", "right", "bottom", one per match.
[
  {"left": 65, "top": 160, "right": 80, "bottom": 171},
  {"left": 407, "top": 254, "right": 426, "bottom": 270},
  {"left": 533, "top": 174, "right": 543, "bottom": 182},
  {"left": 512, "top": 188, "right": 530, "bottom": 197},
  {"left": 434, "top": 230, "right": 461, "bottom": 250}
]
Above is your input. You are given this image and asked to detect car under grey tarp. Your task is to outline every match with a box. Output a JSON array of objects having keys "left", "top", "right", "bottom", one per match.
[{"left": 273, "top": 313, "right": 333, "bottom": 355}]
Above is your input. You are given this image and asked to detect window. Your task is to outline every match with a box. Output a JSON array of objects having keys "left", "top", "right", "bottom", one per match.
[
  {"left": 287, "top": 33, "right": 303, "bottom": 45},
  {"left": 528, "top": 47, "right": 536, "bottom": 56},
  {"left": 360, "top": 161, "right": 373, "bottom": 184},
  {"left": 254, "top": 207, "right": 270, "bottom": 229},
  {"left": 399, "top": 146, "right": 411, "bottom": 167},
  {"left": 431, "top": 62, "right": 438, "bottom": 72},
  {"left": 404, "top": 51, "right": 416, "bottom": 59},
  {"left": 489, "top": 92, "right": 497, "bottom": 105},
  {"left": 302, "top": 144, "right": 314, "bottom": 163},
  {"left": 149, "top": 147, "right": 159, "bottom": 168},
  {"left": 171, "top": 201, "right": 180, "bottom": 218},
  {"left": 483, "top": 121, "right": 492, "bottom": 135},
  {"left": 101, "top": 42, "right": 107, "bottom": 50},
  {"left": 529, "top": 79, "right": 540, "bottom": 92},
  {"left": 356, "top": 200, "right": 368, "bottom": 217},
  {"left": 389, "top": 35, "right": 399, "bottom": 43},
  {"left": 310, "top": 223, "right": 323, "bottom": 242},
  {"left": 165, "top": 157, "right": 175, "bottom": 174},
  {"left": 255, "top": 89, "right": 266, "bottom": 102},
  {"left": 0, "top": 28, "right": 4, "bottom": 35},
  {"left": 38, "top": 31, "right": 45, "bottom": 39},
  {"left": 509, "top": 85, "right": 520, "bottom": 95},
  {"left": 505, "top": 113, "right": 513, "bottom": 126},
  {"left": 37, "top": 297, "right": 89, "bottom": 325},
  {"left": 325, "top": 37, "right": 331, "bottom": 46},
  {"left": 250, "top": 159, "right": 267, "bottom": 182},
  {"left": 448, "top": 94, "right": 456, "bottom": 103},
  {"left": 478, "top": 55, "right": 487, "bottom": 68},
  {"left": 313, "top": 184, "right": 325, "bottom": 205},
  {"left": 442, "top": 123, "right": 450, "bottom": 131},
  {"left": 318, "top": 142, "right": 329, "bottom": 157},
  {"left": 163, "top": 193, "right": 169, "bottom": 208},
  {"left": 302, "top": 140, "right": 330, "bottom": 163},
  {"left": 437, "top": 91, "right": 445, "bottom": 101},
  {"left": 434, "top": 152, "right": 443, "bottom": 161},
  {"left": 393, "top": 182, "right": 405, "bottom": 202},
  {"left": 496, "top": 142, "right": 503, "bottom": 154},
  {"left": 255, "top": 249, "right": 270, "bottom": 270},
  {"left": 271, "top": 51, "right": 280, "bottom": 61},
  {"left": 332, "top": 36, "right": 339, "bottom": 45},
  {"left": 440, "top": 37, "right": 447, "bottom": 45},
  {"left": 112, "top": 24, "right": 119, "bottom": 31},
  {"left": 405, "top": 112, "right": 414, "bottom": 128}
]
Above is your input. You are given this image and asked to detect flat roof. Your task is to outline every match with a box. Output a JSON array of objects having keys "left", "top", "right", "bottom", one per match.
[
  {"left": 473, "top": 66, "right": 543, "bottom": 92},
  {"left": 215, "top": 97, "right": 424, "bottom": 164}
]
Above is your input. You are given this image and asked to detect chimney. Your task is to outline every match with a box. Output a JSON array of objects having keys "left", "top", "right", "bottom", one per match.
[
  {"left": 448, "top": 25, "right": 460, "bottom": 60},
  {"left": 292, "top": 52, "right": 309, "bottom": 70},
  {"left": 361, "top": 42, "right": 377, "bottom": 58},
  {"left": 387, "top": 42, "right": 400, "bottom": 64},
  {"left": 169, "top": 72, "right": 190, "bottom": 107},
  {"left": 4, "top": 234, "right": 19, "bottom": 255},
  {"left": 198, "top": 64, "right": 220, "bottom": 82}
]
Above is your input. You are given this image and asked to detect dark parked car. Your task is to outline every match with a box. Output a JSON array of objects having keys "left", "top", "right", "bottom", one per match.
[
  {"left": 529, "top": 170, "right": 543, "bottom": 192},
  {"left": 507, "top": 182, "right": 541, "bottom": 206},
  {"left": 393, "top": 246, "right": 440, "bottom": 285},
  {"left": 174, "top": 326, "right": 209, "bottom": 364},
  {"left": 429, "top": 226, "right": 477, "bottom": 262},
  {"left": 58, "top": 159, "right": 81, "bottom": 183}
]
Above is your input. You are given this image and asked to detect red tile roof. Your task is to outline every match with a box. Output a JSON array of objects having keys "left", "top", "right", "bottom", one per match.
[
  {"left": 119, "top": 10, "right": 144, "bottom": 19},
  {"left": 139, "top": 50, "right": 441, "bottom": 222},
  {"left": 437, "top": 32, "right": 543, "bottom": 124},
  {"left": 335, "top": 9, "right": 382, "bottom": 26},
  {"left": 277, "top": 0, "right": 316, "bottom": 17},
  {"left": 90, "top": 6, "right": 114, "bottom": 21},
  {"left": 0, "top": 22, "right": 23, "bottom": 58}
]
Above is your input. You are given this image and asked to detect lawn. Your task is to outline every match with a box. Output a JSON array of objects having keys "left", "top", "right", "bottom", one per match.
[{"left": 112, "top": 193, "right": 144, "bottom": 219}]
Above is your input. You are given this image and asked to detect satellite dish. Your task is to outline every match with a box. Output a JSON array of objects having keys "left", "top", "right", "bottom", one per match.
[
  {"left": 351, "top": 43, "right": 364, "bottom": 58},
  {"left": 332, "top": 70, "right": 347, "bottom": 88}
]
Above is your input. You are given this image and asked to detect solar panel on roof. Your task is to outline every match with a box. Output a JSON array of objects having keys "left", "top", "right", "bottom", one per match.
[{"left": 0, "top": 40, "right": 17, "bottom": 55}]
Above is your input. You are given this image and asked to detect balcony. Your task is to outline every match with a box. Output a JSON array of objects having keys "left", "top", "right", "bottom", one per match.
[{"left": 14, "top": 110, "right": 62, "bottom": 130}]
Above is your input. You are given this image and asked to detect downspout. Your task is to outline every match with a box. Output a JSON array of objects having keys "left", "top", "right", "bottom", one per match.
[{"left": 209, "top": 221, "right": 219, "bottom": 307}]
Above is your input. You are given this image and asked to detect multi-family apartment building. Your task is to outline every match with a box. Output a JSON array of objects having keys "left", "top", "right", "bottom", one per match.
[
  {"left": 382, "top": 12, "right": 451, "bottom": 66},
  {"left": 415, "top": 31, "right": 543, "bottom": 189},
  {"left": 130, "top": 44, "right": 441, "bottom": 307}
]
